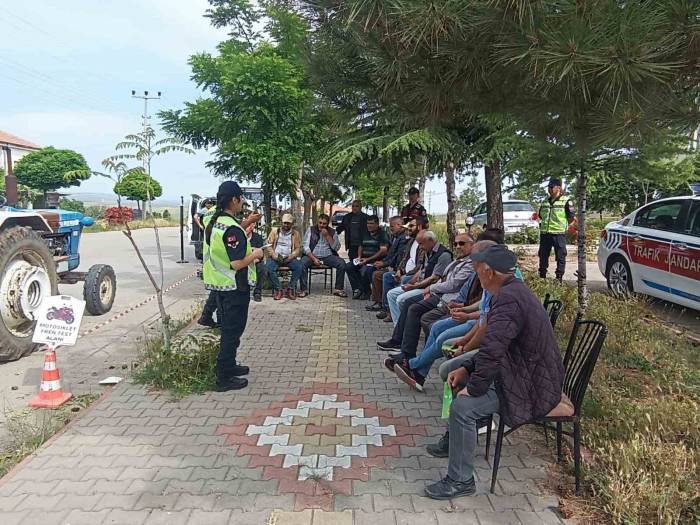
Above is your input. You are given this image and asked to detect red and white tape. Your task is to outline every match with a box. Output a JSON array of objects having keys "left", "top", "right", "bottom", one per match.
[{"left": 79, "top": 271, "right": 198, "bottom": 337}]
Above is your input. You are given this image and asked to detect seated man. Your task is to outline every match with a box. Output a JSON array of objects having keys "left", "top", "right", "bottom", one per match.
[
  {"left": 385, "top": 230, "right": 451, "bottom": 325},
  {"left": 378, "top": 233, "right": 474, "bottom": 387},
  {"left": 299, "top": 213, "right": 346, "bottom": 297},
  {"left": 345, "top": 215, "right": 390, "bottom": 300},
  {"left": 266, "top": 213, "right": 303, "bottom": 300},
  {"left": 424, "top": 244, "right": 565, "bottom": 500},
  {"left": 377, "top": 216, "right": 428, "bottom": 320},
  {"left": 366, "top": 216, "right": 408, "bottom": 311}
]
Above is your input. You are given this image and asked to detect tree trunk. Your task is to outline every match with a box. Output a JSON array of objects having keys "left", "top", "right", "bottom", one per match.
[
  {"left": 329, "top": 202, "right": 335, "bottom": 218},
  {"left": 373, "top": 205, "right": 379, "bottom": 217},
  {"left": 485, "top": 160, "right": 504, "bottom": 230},
  {"left": 262, "top": 183, "right": 273, "bottom": 234},
  {"left": 302, "top": 188, "right": 313, "bottom": 230},
  {"left": 445, "top": 161, "right": 457, "bottom": 247},
  {"left": 291, "top": 161, "right": 304, "bottom": 230},
  {"left": 320, "top": 197, "right": 327, "bottom": 217},
  {"left": 382, "top": 186, "right": 390, "bottom": 222},
  {"left": 576, "top": 165, "right": 588, "bottom": 314},
  {"left": 419, "top": 156, "right": 427, "bottom": 198},
  {"left": 311, "top": 199, "right": 318, "bottom": 224}
]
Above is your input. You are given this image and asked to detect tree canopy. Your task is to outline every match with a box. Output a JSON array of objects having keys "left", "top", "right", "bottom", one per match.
[
  {"left": 113, "top": 169, "right": 163, "bottom": 208},
  {"left": 13, "top": 147, "right": 91, "bottom": 193}
]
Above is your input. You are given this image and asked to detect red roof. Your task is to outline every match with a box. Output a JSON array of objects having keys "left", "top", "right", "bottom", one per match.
[{"left": 0, "top": 131, "right": 40, "bottom": 150}]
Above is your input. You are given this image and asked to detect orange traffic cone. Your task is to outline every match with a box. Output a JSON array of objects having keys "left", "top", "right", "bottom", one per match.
[{"left": 29, "top": 348, "right": 72, "bottom": 408}]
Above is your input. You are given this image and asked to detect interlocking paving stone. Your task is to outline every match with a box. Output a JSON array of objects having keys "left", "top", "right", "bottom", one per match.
[{"left": 0, "top": 285, "right": 570, "bottom": 523}]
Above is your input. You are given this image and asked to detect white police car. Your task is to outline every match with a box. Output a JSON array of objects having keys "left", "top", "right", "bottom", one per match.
[{"left": 597, "top": 189, "right": 700, "bottom": 310}]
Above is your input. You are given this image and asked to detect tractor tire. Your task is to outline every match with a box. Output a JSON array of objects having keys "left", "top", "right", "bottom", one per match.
[
  {"left": 0, "top": 227, "right": 58, "bottom": 362},
  {"left": 83, "top": 264, "right": 117, "bottom": 315}
]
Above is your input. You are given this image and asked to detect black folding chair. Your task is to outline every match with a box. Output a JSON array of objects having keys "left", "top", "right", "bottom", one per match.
[
  {"left": 488, "top": 315, "right": 608, "bottom": 495},
  {"left": 543, "top": 293, "right": 564, "bottom": 329}
]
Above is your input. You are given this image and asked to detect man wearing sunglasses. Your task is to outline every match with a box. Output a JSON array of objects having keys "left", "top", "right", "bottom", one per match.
[{"left": 379, "top": 233, "right": 476, "bottom": 389}]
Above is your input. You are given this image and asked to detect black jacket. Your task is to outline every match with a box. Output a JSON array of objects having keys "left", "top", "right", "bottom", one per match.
[
  {"left": 463, "top": 277, "right": 565, "bottom": 427},
  {"left": 336, "top": 212, "right": 368, "bottom": 249}
]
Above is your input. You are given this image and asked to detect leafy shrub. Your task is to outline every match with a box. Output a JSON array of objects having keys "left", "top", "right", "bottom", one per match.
[
  {"left": 162, "top": 209, "right": 170, "bottom": 219},
  {"left": 58, "top": 198, "right": 85, "bottom": 214},
  {"left": 84, "top": 206, "right": 106, "bottom": 220},
  {"left": 506, "top": 226, "right": 540, "bottom": 244},
  {"left": 104, "top": 206, "right": 134, "bottom": 225}
]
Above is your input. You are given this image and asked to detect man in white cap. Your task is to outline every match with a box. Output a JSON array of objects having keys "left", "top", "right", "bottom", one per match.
[{"left": 266, "top": 213, "right": 303, "bottom": 300}]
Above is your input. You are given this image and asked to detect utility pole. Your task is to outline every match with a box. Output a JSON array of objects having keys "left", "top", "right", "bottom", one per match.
[{"left": 131, "top": 90, "right": 161, "bottom": 175}]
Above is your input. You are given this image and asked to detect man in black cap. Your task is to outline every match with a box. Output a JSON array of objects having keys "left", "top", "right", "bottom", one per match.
[
  {"left": 424, "top": 243, "right": 565, "bottom": 500},
  {"left": 537, "top": 177, "right": 575, "bottom": 282},
  {"left": 400, "top": 187, "right": 428, "bottom": 224}
]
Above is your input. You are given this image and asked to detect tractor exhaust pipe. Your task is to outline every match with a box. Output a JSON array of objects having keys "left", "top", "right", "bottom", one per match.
[{"left": 2, "top": 146, "right": 18, "bottom": 207}]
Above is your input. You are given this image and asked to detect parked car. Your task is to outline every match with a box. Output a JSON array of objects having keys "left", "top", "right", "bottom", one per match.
[
  {"left": 597, "top": 192, "right": 700, "bottom": 310},
  {"left": 331, "top": 211, "right": 348, "bottom": 227},
  {"left": 469, "top": 200, "right": 539, "bottom": 233}
]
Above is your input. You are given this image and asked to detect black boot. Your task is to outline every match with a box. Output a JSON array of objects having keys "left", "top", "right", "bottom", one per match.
[
  {"left": 426, "top": 431, "right": 449, "bottom": 458},
  {"left": 216, "top": 376, "right": 248, "bottom": 391}
]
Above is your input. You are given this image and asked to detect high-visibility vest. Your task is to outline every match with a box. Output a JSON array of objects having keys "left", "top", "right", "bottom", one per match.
[
  {"left": 203, "top": 214, "right": 256, "bottom": 291},
  {"left": 539, "top": 195, "right": 571, "bottom": 234}
]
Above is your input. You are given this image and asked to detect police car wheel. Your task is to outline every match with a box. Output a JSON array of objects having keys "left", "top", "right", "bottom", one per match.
[{"left": 606, "top": 256, "right": 633, "bottom": 297}]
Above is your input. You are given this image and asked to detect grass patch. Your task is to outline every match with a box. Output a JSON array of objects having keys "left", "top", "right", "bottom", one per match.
[
  {"left": 526, "top": 275, "right": 700, "bottom": 524},
  {"left": 134, "top": 329, "right": 219, "bottom": 398},
  {"left": 0, "top": 394, "right": 98, "bottom": 478}
]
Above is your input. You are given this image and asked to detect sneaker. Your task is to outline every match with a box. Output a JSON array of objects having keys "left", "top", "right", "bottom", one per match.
[
  {"left": 376, "top": 310, "right": 388, "bottom": 319},
  {"left": 253, "top": 293, "right": 262, "bottom": 303},
  {"left": 231, "top": 364, "right": 250, "bottom": 376},
  {"left": 287, "top": 288, "right": 296, "bottom": 300},
  {"left": 383, "top": 315, "right": 393, "bottom": 323},
  {"left": 377, "top": 339, "right": 401, "bottom": 351},
  {"left": 365, "top": 303, "right": 384, "bottom": 312},
  {"left": 352, "top": 290, "right": 362, "bottom": 299},
  {"left": 426, "top": 431, "right": 449, "bottom": 458},
  {"left": 383, "top": 356, "right": 397, "bottom": 372},
  {"left": 215, "top": 376, "right": 248, "bottom": 391},
  {"left": 274, "top": 290, "right": 284, "bottom": 300},
  {"left": 424, "top": 475, "right": 476, "bottom": 500},
  {"left": 393, "top": 361, "right": 425, "bottom": 392},
  {"left": 197, "top": 316, "right": 217, "bottom": 328}
]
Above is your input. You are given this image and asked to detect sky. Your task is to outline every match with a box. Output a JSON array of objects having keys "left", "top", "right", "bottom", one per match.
[{"left": 1, "top": 0, "right": 475, "bottom": 213}]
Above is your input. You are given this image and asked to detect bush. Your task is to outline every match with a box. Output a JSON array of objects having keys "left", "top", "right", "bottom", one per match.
[
  {"left": 58, "top": 198, "right": 85, "bottom": 214},
  {"left": 506, "top": 226, "right": 539, "bottom": 244},
  {"left": 104, "top": 206, "right": 134, "bottom": 225},
  {"left": 162, "top": 209, "right": 170, "bottom": 219},
  {"left": 84, "top": 206, "right": 106, "bottom": 220}
]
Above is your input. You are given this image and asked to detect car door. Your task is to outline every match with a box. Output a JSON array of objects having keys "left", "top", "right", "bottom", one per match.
[
  {"left": 627, "top": 199, "right": 688, "bottom": 301},
  {"left": 668, "top": 200, "right": 700, "bottom": 309}
]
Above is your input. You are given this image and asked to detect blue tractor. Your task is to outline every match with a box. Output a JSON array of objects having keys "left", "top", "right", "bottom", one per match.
[{"left": 0, "top": 202, "right": 116, "bottom": 361}]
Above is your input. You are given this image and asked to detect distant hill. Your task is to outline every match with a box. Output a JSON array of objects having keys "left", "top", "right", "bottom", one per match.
[{"left": 66, "top": 192, "right": 182, "bottom": 208}]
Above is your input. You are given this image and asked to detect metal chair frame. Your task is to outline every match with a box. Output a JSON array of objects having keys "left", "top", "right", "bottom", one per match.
[{"left": 307, "top": 265, "right": 334, "bottom": 295}]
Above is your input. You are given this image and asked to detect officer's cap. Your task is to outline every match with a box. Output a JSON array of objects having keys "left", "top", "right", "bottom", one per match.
[
  {"left": 217, "top": 181, "right": 244, "bottom": 202},
  {"left": 548, "top": 177, "right": 563, "bottom": 188}
]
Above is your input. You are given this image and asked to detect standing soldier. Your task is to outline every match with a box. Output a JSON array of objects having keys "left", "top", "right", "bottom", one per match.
[
  {"left": 400, "top": 187, "right": 428, "bottom": 224},
  {"left": 537, "top": 177, "right": 575, "bottom": 282},
  {"left": 203, "top": 181, "right": 264, "bottom": 391}
]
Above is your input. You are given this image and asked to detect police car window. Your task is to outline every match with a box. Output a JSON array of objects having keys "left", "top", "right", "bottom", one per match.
[
  {"left": 687, "top": 202, "right": 700, "bottom": 237},
  {"left": 634, "top": 201, "right": 684, "bottom": 232},
  {"left": 503, "top": 202, "right": 534, "bottom": 212}
]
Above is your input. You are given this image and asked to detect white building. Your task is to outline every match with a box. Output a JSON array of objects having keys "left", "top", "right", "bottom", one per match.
[{"left": 0, "top": 130, "right": 41, "bottom": 172}]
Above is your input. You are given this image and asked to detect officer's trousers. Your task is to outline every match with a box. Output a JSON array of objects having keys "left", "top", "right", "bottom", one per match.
[
  {"left": 216, "top": 290, "right": 250, "bottom": 380},
  {"left": 538, "top": 233, "right": 567, "bottom": 279}
]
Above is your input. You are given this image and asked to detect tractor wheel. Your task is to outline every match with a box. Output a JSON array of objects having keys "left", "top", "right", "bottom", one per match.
[
  {"left": 0, "top": 227, "right": 58, "bottom": 362},
  {"left": 83, "top": 264, "right": 117, "bottom": 315}
]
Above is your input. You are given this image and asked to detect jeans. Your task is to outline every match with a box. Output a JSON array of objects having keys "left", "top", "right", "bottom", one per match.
[
  {"left": 267, "top": 258, "right": 302, "bottom": 291},
  {"left": 538, "top": 233, "right": 567, "bottom": 279},
  {"left": 448, "top": 383, "right": 500, "bottom": 482},
  {"left": 299, "top": 254, "right": 346, "bottom": 291},
  {"left": 387, "top": 281, "right": 421, "bottom": 325},
  {"left": 347, "top": 245, "right": 360, "bottom": 261},
  {"left": 409, "top": 319, "right": 476, "bottom": 378},
  {"left": 216, "top": 290, "right": 250, "bottom": 380},
  {"left": 346, "top": 263, "right": 375, "bottom": 293},
  {"left": 382, "top": 271, "right": 399, "bottom": 307},
  {"left": 391, "top": 294, "right": 440, "bottom": 357}
]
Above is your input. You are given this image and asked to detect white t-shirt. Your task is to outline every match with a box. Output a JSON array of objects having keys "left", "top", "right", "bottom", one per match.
[
  {"left": 405, "top": 240, "right": 418, "bottom": 273},
  {"left": 276, "top": 230, "right": 293, "bottom": 257}
]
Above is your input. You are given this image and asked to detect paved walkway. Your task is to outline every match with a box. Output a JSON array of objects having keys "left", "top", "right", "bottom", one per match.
[{"left": 0, "top": 284, "right": 570, "bottom": 524}]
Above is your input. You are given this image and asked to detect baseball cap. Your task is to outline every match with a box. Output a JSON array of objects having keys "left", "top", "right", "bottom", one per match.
[
  {"left": 282, "top": 213, "right": 294, "bottom": 224},
  {"left": 470, "top": 244, "right": 517, "bottom": 273},
  {"left": 548, "top": 177, "right": 562, "bottom": 188},
  {"left": 217, "top": 181, "right": 244, "bottom": 202}
]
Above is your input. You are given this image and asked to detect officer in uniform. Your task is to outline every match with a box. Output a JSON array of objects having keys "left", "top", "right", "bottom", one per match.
[
  {"left": 537, "top": 177, "right": 575, "bottom": 281},
  {"left": 203, "top": 181, "right": 264, "bottom": 391}
]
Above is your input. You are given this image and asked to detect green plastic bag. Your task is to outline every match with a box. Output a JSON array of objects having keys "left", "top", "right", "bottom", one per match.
[{"left": 441, "top": 381, "right": 452, "bottom": 419}]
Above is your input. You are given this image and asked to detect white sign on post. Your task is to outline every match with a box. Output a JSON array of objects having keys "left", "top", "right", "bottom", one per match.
[{"left": 32, "top": 295, "right": 86, "bottom": 348}]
